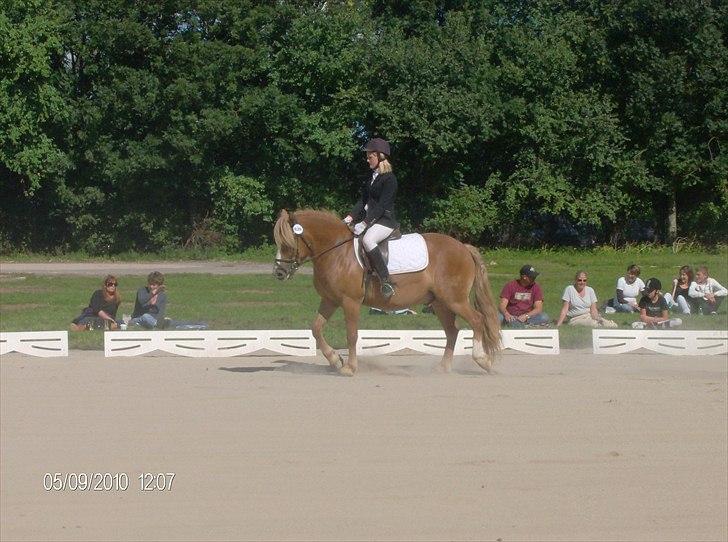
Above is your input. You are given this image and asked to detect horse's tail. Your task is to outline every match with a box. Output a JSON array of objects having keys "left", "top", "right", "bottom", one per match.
[{"left": 466, "top": 245, "right": 501, "bottom": 355}]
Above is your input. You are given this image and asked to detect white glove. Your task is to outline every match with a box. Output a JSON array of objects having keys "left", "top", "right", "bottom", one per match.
[
  {"left": 343, "top": 215, "right": 353, "bottom": 225},
  {"left": 353, "top": 222, "right": 367, "bottom": 236}
]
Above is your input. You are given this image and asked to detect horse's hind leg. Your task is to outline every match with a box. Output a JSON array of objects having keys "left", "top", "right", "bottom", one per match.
[
  {"left": 313, "top": 299, "right": 343, "bottom": 370},
  {"left": 449, "top": 301, "right": 492, "bottom": 374},
  {"left": 431, "top": 301, "right": 458, "bottom": 373}
]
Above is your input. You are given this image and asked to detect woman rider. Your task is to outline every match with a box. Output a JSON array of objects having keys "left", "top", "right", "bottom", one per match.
[{"left": 343, "top": 137, "right": 398, "bottom": 298}]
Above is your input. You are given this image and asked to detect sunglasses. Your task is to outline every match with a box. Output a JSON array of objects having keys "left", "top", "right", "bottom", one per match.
[
  {"left": 576, "top": 279, "right": 587, "bottom": 283},
  {"left": 106, "top": 282, "right": 117, "bottom": 287}
]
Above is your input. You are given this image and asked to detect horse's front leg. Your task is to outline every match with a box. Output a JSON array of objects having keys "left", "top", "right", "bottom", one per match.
[
  {"left": 338, "top": 296, "right": 361, "bottom": 377},
  {"left": 312, "top": 298, "right": 344, "bottom": 370}
]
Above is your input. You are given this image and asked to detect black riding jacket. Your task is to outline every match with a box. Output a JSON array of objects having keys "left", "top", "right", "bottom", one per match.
[{"left": 349, "top": 172, "right": 399, "bottom": 229}]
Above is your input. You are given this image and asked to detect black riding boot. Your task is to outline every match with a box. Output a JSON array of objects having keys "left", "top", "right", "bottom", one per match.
[{"left": 367, "top": 246, "right": 396, "bottom": 298}]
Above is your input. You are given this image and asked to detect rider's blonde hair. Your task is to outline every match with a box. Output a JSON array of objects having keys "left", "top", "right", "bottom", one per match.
[{"left": 377, "top": 154, "right": 392, "bottom": 173}]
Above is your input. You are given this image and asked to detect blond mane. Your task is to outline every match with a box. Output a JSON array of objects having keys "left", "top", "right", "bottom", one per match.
[
  {"left": 273, "top": 212, "right": 296, "bottom": 252},
  {"left": 273, "top": 208, "right": 344, "bottom": 252}
]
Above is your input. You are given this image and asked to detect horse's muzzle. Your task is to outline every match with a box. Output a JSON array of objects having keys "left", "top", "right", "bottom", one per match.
[
  {"left": 273, "top": 259, "right": 298, "bottom": 281},
  {"left": 273, "top": 266, "right": 288, "bottom": 280}
]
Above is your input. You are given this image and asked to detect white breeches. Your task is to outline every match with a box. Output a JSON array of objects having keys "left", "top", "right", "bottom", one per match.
[{"left": 362, "top": 223, "right": 394, "bottom": 252}]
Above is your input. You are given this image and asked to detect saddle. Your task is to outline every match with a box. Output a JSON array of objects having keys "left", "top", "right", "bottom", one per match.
[
  {"left": 357, "top": 228, "right": 402, "bottom": 271},
  {"left": 353, "top": 230, "right": 428, "bottom": 276}
]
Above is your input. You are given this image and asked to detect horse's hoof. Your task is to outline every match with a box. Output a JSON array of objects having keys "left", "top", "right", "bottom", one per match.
[
  {"left": 474, "top": 356, "right": 493, "bottom": 374},
  {"left": 339, "top": 364, "right": 356, "bottom": 377},
  {"left": 432, "top": 363, "right": 451, "bottom": 374},
  {"left": 330, "top": 355, "right": 345, "bottom": 370},
  {"left": 324, "top": 351, "right": 344, "bottom": 370}
]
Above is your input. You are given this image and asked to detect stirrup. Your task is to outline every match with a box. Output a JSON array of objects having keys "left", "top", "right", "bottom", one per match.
[{"left": 381, "top": 281, "right": 395, "bottom": 298}]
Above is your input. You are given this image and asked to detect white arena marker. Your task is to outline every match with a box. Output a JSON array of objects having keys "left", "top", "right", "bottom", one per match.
[
  {"left": 455, "top": 329, "right": 560, "bottom": 355},
  {"left": 0, "top": 331, "right": 69, "bottom": 357},
  {"left": 356, "top": 330, "right": 452, "bottom": 356},
  {"left": 104, "top": 330, "right": 316, "bottom": 357},
  {"left": 356, "top": 329, "right": 559, "bottom": 356},
  {"left": 592, "top": 329, "right": 727, "bottom": 356}
]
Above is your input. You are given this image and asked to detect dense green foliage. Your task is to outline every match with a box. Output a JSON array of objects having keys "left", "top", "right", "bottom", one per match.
[{"left": 2, "top": 0, "right": 726, "bottom": 253}]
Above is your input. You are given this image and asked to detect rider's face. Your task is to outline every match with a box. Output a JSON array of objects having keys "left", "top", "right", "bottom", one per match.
[{"left": 366, "top": 151, "right": 379, "bottom": 170}]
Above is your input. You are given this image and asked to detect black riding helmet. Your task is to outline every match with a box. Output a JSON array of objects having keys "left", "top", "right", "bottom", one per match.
[{"left": 364, "top": 138, "right": 391, "bottom": 157}]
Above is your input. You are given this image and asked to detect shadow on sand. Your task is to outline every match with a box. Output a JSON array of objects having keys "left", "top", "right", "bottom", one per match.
[
  {"left": 219, "top": 359, "right": 335, "bottom": 376},
  {"left": 219, "top": 357, "right": 492, "bottom": 377}
]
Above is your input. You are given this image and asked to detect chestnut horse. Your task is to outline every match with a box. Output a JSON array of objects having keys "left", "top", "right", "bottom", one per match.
[{"left": 273, "top": 209, "right": 500, "bottom": 376}]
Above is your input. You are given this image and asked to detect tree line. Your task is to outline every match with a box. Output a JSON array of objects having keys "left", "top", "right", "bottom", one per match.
[{"left": 2, "top": 0, "right": 726, "bottom": 254}]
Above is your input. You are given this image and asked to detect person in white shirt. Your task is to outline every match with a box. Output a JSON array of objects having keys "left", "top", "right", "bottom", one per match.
[
  {"left": 613, "top": 264, "right": 645, "bottom": 312},
  {"left": 688, "top": 266, "right": 727, "bottom": 314},
  {"left": 556, "top": 271, "right": 617, "bottom": 328}
]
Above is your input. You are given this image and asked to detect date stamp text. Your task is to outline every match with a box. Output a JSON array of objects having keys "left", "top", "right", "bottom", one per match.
[{"left": 43, "top": 472, "right": 175, "bottom": 492}]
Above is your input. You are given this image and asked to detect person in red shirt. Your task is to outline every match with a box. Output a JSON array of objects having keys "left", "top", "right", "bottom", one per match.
[{"left": 498, "top": 265, "right": 550, "bottom": 327}]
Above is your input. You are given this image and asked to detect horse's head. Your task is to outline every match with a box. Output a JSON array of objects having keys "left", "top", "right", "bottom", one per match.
[
  {"left": 273, "top": 210, "right": 300, "bottom": 280},
  {"left": 273, "top": 209, "right": 321, "bottom": 280},
  {"left": 273, "top": 208, "right": 350, "bottom": 280}
]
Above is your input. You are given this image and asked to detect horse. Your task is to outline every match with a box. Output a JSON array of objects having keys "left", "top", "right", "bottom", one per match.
[{"left": 273, "top": 209, "right": 501, "bottom": 376}]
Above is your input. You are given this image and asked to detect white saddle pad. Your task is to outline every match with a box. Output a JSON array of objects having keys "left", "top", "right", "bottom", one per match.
[{"left": 354, "top": 233, "right": 429, "bottom": 275}]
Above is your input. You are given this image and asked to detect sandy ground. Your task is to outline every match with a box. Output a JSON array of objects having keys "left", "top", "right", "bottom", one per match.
[{"left": 1, "top": 350, "right": 726, "bottom": 542}]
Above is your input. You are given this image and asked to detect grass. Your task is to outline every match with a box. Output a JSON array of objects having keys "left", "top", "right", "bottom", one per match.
[{"left": 0, "top": 246, "right": 726, "bottom": 351}]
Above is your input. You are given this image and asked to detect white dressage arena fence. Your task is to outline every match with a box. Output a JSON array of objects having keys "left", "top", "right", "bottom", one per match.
[
  {"left": 592, "top": 329, "right": 728, "bottom": 356},
  {"left": 6, "top": 329, "right": 724, "bottom": 358},
  {"left": 104, "top": 330, "right": 317, "bottom": 357},
  {"left": 357, "top": 329, "right": 560, "bottom": 356},
  {"left": 0, "top": 331, "right": 69, "bottom": 357},
  {"left": 104, "top": 329, "right": 559, "bottom": 358}
]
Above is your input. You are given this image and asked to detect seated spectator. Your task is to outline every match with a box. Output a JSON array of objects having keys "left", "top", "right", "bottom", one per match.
[
  {"left": 633, "top": 278, "right": 682, "bottom": 329},
  {"left": 613, "top": 264, "right": 645, "bottom": 312},
  {"left": 664, "top": 265, "right": 694, "bottom": 314},
  {"left": 129, "top": 271, "right": 167, "bottom": 329},
  {"left": 688, "top": 266, "right": 727, "bottom": 315},
  {"left": 70, "top": 275, "right": 121, "bottom": 331},
  {"left": 498, "top": 265, "right": 550, "bottom": 328},
  {"left": 555, "top": 271, "right": 617, "bottom": 328}
]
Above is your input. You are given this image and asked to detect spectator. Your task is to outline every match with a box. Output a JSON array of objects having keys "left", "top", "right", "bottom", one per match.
[
  {"left": 664, "top": 265, "right": 694, "bottom": 314},
  {"left": 129, "top": 271, "right": 167, "bottom": 329},
  {"left": 688, "top": 266, "right": 727, "bottom": 315},
  {"left": 633, "top": 278, "right": 681, "bottom": 329},
  {"left": 555, "top": 271, "right": 617, "bottom": 328},
  {"left": 498, "top": 265, "right": 550, "bottom": 328},
  {"left": 70, "top": 275, "right": 121, "bottom": 331},
  {"left": 613, "top": 264, "right": 645, "bottom": 312}
]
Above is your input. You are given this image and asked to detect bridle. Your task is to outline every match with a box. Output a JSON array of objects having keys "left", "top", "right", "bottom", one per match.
[{"left": 273, "top": 215, "right": 353, "bottom": 280}]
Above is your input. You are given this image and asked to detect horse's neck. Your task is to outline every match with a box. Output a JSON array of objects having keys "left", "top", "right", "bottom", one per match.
[
  {"left": 306, "top": 225, "right": 357, "bottom": 279},
  {"left": 297, "top": 212, "right": 341, "bottom": 246}
]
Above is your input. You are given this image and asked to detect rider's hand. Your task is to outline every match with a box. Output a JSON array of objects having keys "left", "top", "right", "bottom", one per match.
[
  {"left": 343, "top": 215, "right": 353, "bottom": 225},
  {"left": 353, "top": 222, "right": 366, "bottom": 236}
]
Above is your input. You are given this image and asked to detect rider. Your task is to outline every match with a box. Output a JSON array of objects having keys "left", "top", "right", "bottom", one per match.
[{"left": 343, "top": 137, "right": 399, "bottom": 298}]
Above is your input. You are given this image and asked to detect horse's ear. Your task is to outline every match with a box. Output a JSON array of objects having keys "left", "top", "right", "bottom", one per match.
[{"left": 278, "top": 209, "right": 289, "bottom": 221}]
